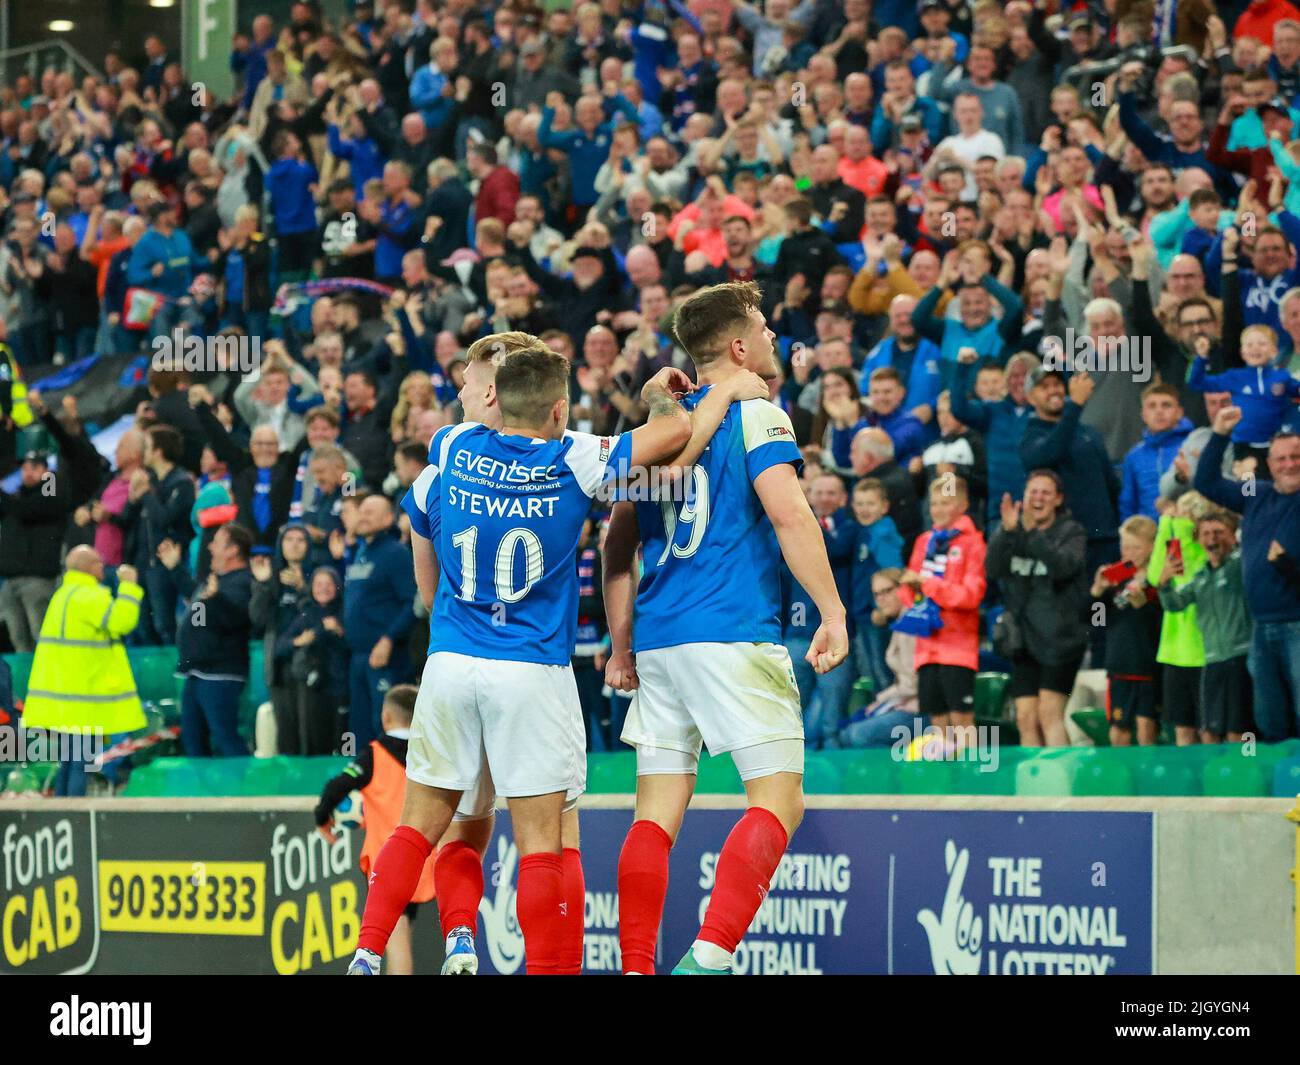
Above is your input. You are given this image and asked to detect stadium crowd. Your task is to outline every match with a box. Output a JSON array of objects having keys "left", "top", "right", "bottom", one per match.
[{"left": 2, "top": 0, "right": 1300, "bottom": 784}]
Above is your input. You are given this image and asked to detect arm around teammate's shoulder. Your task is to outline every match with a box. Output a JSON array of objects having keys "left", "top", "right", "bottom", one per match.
[
  {"left": 625, "top": 368, "right": 694, "bottom": 469},
  {"left": 658, "top": 371, "right": 769, "bottom": 482}
]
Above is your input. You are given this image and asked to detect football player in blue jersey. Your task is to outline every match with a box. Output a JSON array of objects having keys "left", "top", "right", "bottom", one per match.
[
  {"left": 603, "top": 281, "right": 850, "bottom": 975},
  {"left": 348, "top": 331, "right": 766, "bottom": 975}
]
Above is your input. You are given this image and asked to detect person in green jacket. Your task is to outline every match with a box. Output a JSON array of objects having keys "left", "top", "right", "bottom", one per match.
[
  {"left": 1147, "top": 493, "right": 1212, "bottom": 746},
  {"left": 21, "top": 546, "right": 145, "bottom": 795},
  {"left": 1156, "top": 509, "right": 1255, "bottom": 744}
]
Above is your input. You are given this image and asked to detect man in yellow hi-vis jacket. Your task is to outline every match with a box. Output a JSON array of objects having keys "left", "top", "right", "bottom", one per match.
[{"left": 21, "top": 546, "right": 146, "bottom": 795}]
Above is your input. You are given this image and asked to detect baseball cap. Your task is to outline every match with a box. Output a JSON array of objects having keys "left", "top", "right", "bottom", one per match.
[
  {"left": 900, "top": 113, "right": 924, "bottom": 132},
  {"left": 571, "top": 246, "right": 605, "bottom": 264},
  {"left": 22, "top": 449, "right": 49, "bottom": 466},
  {"left": 918, "top": 0, "right": 944, "bottom": 11},
  {"left": 1067, "top": 13, "right": 1093, "bottom": 30},
  {"left": 1026, "top": 366, "right": 1065, "bottom": 390},
  {"left": 520, "top": 39, "right": 544, "bottom": 56}
]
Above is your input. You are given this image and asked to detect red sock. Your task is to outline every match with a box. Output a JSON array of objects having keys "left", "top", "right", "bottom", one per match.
[
  {"left": 516, "top": 852, "right": 565, "bottom": 975},
  {"left": 698, "top": 808, "right": 788, "bottom": 955},
  {"left": 617, "top": 820, "right": 672, "bottom": 975},
  {"left": 358, "top": 825, "right": 433, "bottom": 955},
  {"left": 560, "top": 847, "right": 585, "bottom": 975},
  {"left": 434, "top": 840, "right": 483, "bottom": 940}
]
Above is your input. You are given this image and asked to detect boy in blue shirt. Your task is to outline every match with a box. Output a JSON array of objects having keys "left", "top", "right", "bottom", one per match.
[{"left": 829, "top": 477, "right": 905, "bottom": 694}]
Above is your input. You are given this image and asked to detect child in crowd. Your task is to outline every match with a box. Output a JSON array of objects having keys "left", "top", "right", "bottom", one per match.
[
  {"left": 1092, "top": 516, "right": 1163, "bottom": 747},
  {"left": 920, "top": 391, "right": 987, "bottom": 526},
  {"left": 315, "top": 684, "right": 430, "bottom": 976},
  {"left": 1157, "top": 509, "right": 1255, "bottom": 743},
  {"left": 278, "top": 565, "right": 348, "bottom": 754},
  {"left": 839, "top": 568, "right": 921, "bottom": 748},
  {"left": 828, "top": 477, "right": 905, "bottom": 695},
  {"left": 1189, "top": 328, "right": 1300, "bottom": 472},
  {"left": 1119, "top": 383, "right": 1193, "bottom": 521},
  {"left": 1179, "top": 188, "right": 1224, "bottom": 259},
  {"left": 901, "top": 477, "right": 986, "bottom": 741},
  {"left": 1148, "top": 491, "right": 1211, "bottom": 746}
]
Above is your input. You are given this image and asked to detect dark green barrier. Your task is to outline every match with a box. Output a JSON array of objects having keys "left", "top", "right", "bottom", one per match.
[{"left": 106, "top": 741, "right": 1300, "bottom": 799}]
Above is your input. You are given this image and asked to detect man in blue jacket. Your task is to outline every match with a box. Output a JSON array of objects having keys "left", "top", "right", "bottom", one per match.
[
  {"left": 127, "top": 202, "right": 199, "bottom": 337},
  {"left": 344, "top": 493, "right": 417, "bottom": 747},
  {"left": 951, "top": 347, "right": 1035, "bottom": 530},
  {"left": 1120, "top": 384, "right": 1194, "bottom": 520},
  {"left": 1195, "top": 408, "right": 1300, "bottom": 741},
  {"left": 539, "top": 89, "right": 640, "bottom": 215},
  {"left": 1019, "top": 366, "right": 1120, "bottom": 583}
]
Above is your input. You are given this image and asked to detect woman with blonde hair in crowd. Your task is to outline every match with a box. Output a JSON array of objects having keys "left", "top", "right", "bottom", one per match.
[{"left": 389, "top": 371, "right": 436, "bottom": 443}]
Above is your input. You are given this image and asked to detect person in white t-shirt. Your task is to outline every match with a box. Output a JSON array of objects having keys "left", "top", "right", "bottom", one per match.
[{"left": 931, "top": 93, "right": 1005, "bottom": 201}]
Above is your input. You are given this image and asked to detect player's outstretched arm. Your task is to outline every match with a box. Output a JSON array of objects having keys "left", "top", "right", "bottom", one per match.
[
  {"left": 625, "top": 368, "right": 694, "bottom": 469},
  {"left": 411, "top": 529, "right": 440, "bottom": 612},
  {"left": 602, "top": 502, "right": 642, "bottom": 691},
  {"left": 754, "top": 462, "right": 849, "bottom": 675},
  {"left": 657, "top": 370, "right": 770, "bottom": 483}
]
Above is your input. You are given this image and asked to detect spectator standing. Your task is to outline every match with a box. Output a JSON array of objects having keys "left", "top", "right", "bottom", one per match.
[
  {"left": 1092, "top": 516, "right": 1165, "bottom": 747},
  {"left": 343, "top": 494, "right": 417, "bottom": 747},
  {"left": 164, "top": 523, "right": 255, "bottom": 757},
  {"left": 249, "top": 525, "right": 312, "bottom": 755},
  {"left": 987, "top": 471, "right": 1090, "bottom": 747},
  {"left": 123, "top": 424, "right": 196, "bottom": 645},
  {"left": 1157, "top": 509, "right": 1256, "bottom": 744},
  {"left": 1195, "top": 406, "right": 1300, "bottom": 740},
  {"left": 21, "top": 547, "right": 144, "bottom": 795},
  {"left": 901, "top": 477, "right": 986, "bottom": 741},
  {"left": 0, "top": 450, "right": 70, "bottom": 651}
]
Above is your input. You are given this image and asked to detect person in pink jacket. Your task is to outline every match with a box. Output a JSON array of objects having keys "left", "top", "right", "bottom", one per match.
[{"left": 900, "top": 476, "right": 987, "bottom": 739}]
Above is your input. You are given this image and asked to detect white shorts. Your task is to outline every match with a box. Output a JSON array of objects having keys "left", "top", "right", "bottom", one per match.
[
  {"left": 408, "top": 652, "right": 586, "bottom": 819},
  {"left": 620, "top": 642, "right": 805, "bottom": 767}
]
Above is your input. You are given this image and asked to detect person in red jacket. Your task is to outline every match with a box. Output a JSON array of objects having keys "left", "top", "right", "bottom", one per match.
[
  {"left": 1235, "top": 0, "right": 1300, "bottom": 45},
  {"left": 467, "top": 141, "right": 520, "bottom": 227},
  {"left": 900, "top": 476, "right": 987, "bottom": 741}
]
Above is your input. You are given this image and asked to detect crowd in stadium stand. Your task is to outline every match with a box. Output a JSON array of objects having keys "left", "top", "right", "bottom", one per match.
[{"left": 2, "top": 0, "right": 1300, "bottom": 783}]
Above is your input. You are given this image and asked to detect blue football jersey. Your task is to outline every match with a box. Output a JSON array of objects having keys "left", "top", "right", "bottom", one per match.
[
  {"left": 402, "top": 422, "right": 631, "bottom": 665},
  {"left": 631, "top": 391, "right": 802, "bottom": 652}
]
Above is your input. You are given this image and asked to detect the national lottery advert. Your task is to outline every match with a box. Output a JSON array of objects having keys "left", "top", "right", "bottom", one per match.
[{"left": 475, "top": 808, "right": 1155, "bottom": 975}]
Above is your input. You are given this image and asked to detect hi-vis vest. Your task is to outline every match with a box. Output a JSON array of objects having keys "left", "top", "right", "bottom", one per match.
[
  {"left": 360, "top": 741, "right": 436, "bottom": 904},
  {"left": 0, "top": 343, "right": 32, "bottom": 428},
  {"left": 22, "top": 571, "right": 146, "bottom": 734}
]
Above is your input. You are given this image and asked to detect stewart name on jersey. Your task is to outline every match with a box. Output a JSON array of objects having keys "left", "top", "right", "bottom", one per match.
[
  {"left": 402, "top": 422, "right": 632, "bottom": 665},
  {"left": 629, "top": 390, "right": 802, "bottom": 653}
]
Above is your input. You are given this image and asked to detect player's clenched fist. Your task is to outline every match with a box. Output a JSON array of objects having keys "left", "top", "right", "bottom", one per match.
[
  {"left": 604, "top": 649, "right": 639, "bottom": 691},
  {"left": 806, "top": 617, "right": 849, "bottom": 674}
]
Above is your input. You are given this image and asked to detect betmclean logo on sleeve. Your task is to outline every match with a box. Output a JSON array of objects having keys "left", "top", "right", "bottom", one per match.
[
  {"left": 767, "top": 426, "right": 792, "bottom": 439},
  {"left": 50, "top": 997, "right": 151, "bottom": 1046}
]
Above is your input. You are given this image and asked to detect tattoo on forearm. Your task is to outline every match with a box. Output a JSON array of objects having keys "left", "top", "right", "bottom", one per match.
[{"left": 646, "top": 389, "right": 683, "bottom": 420}]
